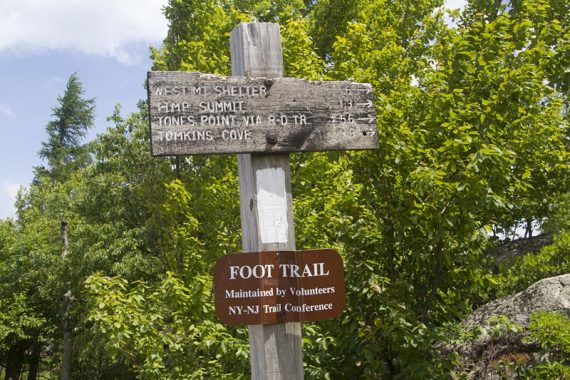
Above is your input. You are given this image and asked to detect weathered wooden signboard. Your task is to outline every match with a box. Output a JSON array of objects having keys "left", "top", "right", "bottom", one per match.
[
  {"left": 214, "top": 249, "right": 345, "bottom": 325},
  {"left": 147, "top": 71, "right": 377, "bottom": 156}
]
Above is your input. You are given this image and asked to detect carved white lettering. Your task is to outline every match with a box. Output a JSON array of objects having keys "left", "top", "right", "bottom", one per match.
[
  {"left": 155, "top": 86, "right": 205, "bottom": 96},
  {"left": 157, "top": 102, "right": 191, "bottom": 113},
  {"left": 222, "top": 129, "right": 252, "bottom": 140},
  {"left": 287, "top": 286, "right": 335, "bottom": 296},
  {"left": 267, "top": 114, "right": 290, "bottom": 125},
  {"left": 200, "top": 115, "right": 236, "bottom": 127},
  {"left": 158, "top": 129, "right": 213, "bottom": 142},
  {"left": 292, "top": 114, "right": 307, "bottom": 125},
  {"left": 263, "top": 303, "right": 282, "bottom": 313},
  {"left": 158, "top": 115, "right": 195, "bottom": 127},
  {"left": 214, "top": 85, "right": 267, "bottom": 97},
  {"left": 243, "top": 115, "right": 262, "bottom": 125},
  {"left": 199, "top": 101, "right": 244, "bottom": 112}
]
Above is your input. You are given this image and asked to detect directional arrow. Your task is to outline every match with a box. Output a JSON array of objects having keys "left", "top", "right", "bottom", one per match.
[
  {"left": 358, "top": 115, "right": 376, "bottom": 123},
  {"left": 356, "top": 100, "right": 373, "bottom": 109},
  {"left": 353, "top": 87, "right": 373, "bottom": 95}
]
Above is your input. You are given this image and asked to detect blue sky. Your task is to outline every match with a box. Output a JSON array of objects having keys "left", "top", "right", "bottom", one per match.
[
  {"left": 0, "top": 0, "right": 466, "bottom": 219},
  {"left": 0, "top": 0, "right": 169, "bottom": 218}
]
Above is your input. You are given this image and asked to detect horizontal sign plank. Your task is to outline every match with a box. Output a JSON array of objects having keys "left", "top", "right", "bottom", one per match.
[
  {"left": 214, "top": 249, "right": 345, "bottom": 325},
  {"left": 147, "top": 71, "right": 378, "bottom": 155}
]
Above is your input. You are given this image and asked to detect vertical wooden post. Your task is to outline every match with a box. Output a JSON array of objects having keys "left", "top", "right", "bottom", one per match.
[{"left": 230, "top": 23, "right": 304, "bottom": 380}]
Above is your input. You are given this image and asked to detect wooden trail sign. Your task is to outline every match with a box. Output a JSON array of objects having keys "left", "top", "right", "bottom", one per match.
[
  {"left": 147, "top": 72, "right": 377, "bottom": 156},
  {"left": 214, "top": 249, "right": 345, "bottom": 325},
  {"left": 146, "top": 22, "right": 379, "bottom": 380}
]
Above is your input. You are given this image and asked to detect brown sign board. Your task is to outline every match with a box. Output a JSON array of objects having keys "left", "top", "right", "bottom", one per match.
[
  {"left": 147, "top": 71, "right": 378, "bottom": 156},
  {"left": 214, "top": 249, "right": 345, "bottom": 325}
]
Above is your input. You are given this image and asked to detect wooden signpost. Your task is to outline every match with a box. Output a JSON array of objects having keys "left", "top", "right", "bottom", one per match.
[{"left": 147, "top": 22, "right": 378, "bottom": 380}]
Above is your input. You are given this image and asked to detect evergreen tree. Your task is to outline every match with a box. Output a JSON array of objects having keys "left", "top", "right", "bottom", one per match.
[{"left": 37, "top": 73, "right": 95, "bottom": 182}]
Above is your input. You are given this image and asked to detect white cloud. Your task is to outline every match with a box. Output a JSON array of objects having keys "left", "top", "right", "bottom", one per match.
[
  {"left": 0, "top": 179, "right": 22, "bottom": 219},
  {"left": 0, "top": 0, "right": 169, "bottom": 65},
  {"left": 0, "top": 104, "right": 15, "bottom": 118}
]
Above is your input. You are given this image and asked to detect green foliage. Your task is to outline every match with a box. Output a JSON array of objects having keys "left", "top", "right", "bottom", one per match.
[
  {"left": 281, "top": 18, "right": 326, "bottom": 79},
  {"left": 84, "top": 272, "right": 249, "bottom": 379},
  {"left": 526, "top": 312, "right": 570, "bottom": 363},
  {"left": 71, "top": 104, "right": 173, "bottom": 281},
  {"left": 173, "top": 155, "right": 241, "bottom": 269},
  {"left": 492, "top": 231, "right": 570, "bottom": 297},
  {"left": 526, "top": 362, "right": 570, "bottom": 380},
  {"left": 151, "top": 0, "right": 250, "bottom": 73},
  {"left": 2, "top": 0, "right": 569, "bottom": 377},
  {"left": 506, "top": 312, "right": 570, "bottom": 379},
  {"left": 0, "top": 293, "right": 47, "bottom": 351},
  {"left": 160, "top": 179, "right": 203, "bottom": 276},
  {"left": 487, "top": 315, "right": 523, "bottom": 339},
  {"left": 37, "top": 73, "right": 95, "bottom": 182},
  {"left": 437, "top": 312, "right": 570, "bottom": 378},
  {"left": 542, "top": 193, "right": 570, "bottom": 235},
  {"left": 90, "top": 0, "right": 570, "bottom": 377}
]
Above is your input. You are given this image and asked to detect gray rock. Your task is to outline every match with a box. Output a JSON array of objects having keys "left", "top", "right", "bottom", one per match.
[
  {"left": 465, "top": 274, "right": 570, "bottom": 327},
  {"left": 437, "top": 274, "right": 570, "bottom": 379}
]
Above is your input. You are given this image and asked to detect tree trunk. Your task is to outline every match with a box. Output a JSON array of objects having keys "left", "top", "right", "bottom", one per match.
[
  {"left": 60, "top": 218, "right": 72, "bottom": 380},
  {"left": 422, "top": 238, "right": 444, "bottom": 323},
  {"left": 26, "top": 343, "right": 41, "bottom": 380},
  {"left": 61, "top": 292, "right": 73, "bottom": 380},
  {"left": 5, "top": 343, "right": 25, "bottom": 380},
  {"left": 525, "top": 219, "right": 533, "bottom": 238},
  {"left": 60, "top": 218, "right": 68, "bottom": 258}
]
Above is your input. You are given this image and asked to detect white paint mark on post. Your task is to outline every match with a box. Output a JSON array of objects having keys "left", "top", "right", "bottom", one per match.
[{"left": 256, "top": 167, "right": 288, "bottom": 243}]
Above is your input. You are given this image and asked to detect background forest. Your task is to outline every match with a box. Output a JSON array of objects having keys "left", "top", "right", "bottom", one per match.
[{"left": 1, "top": 0, "right": 569, "bottom": 378}]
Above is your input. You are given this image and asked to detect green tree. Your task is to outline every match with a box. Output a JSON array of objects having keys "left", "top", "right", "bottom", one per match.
[
  {"left": 76, "top": 105, "right": 245, "bottom": 377},
  {"left": 0, "top": 73, "right": 97, "bottom": 379},
  {"left": 34, "top": 72, "right": 94, "bottom": 379},
  {"left": 150, "top": 1, "right": 248, "bottom": 73},
  {"left": 0, "top": 220, "right": 47, "bottom": 379},
  {"left": 18, "top": 0, "right": 563, "bottom": 378},
  {"left": 0, "top": 192, "right": 64, "bottom": 379},
  {"left": 37, "top": 73, "right": 95, "bottom": 183}
]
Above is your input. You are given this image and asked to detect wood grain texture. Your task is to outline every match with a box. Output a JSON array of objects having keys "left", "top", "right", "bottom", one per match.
[
  {"left": 231, "top": 23, "right": 283, "bottom": 78},
  {"left": 232, "top": 23, "right": 304, "bottom": 380},
  {"left": 147, "top": 72, "right": 378, "bottom": 155}
]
